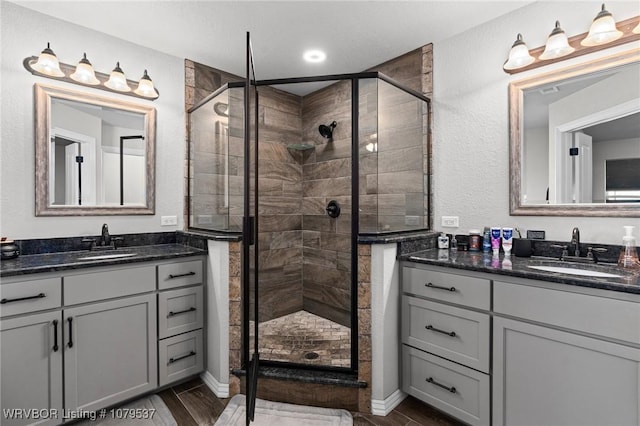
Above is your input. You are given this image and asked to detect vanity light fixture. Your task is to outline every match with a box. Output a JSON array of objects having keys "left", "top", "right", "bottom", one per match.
[
  {"left": 104, "top": 62, "right": 131, "bottom": 92},
  {"left": 502, "top": 11, "right": 639, "bottom": 74},
  {"left": 70, "top": 53, "right": 100, "bottom": 85},
  {"left": 29, "top": 42, "right": 65, "bottom": 77},
  {"left": 133, "top": 70, "right": 158, "bottom": 99},
  {"left": 539, "top": 21, "right": 575, "bottom": 60},
  {"left": 24, "top": 45, "right": 159, "bottom": 100},
  {"left": 581, "top": 3, "right": 623, "bottom": 46},
  {"left": 503, "top": 34, "right": 535, "bottom": 71}
]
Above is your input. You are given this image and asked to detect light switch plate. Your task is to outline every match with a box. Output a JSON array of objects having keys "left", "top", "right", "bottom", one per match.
[{"left": 161, "top": 216, "right": 177, "bottom": 226}]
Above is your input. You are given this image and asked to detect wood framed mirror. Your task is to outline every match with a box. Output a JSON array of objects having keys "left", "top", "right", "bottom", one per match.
[
  {"left": 509, "top": 48, "right": 640, "bottom": 217},
  {"left": 35, "top": 83, "right": 156, "bottom": 215}
]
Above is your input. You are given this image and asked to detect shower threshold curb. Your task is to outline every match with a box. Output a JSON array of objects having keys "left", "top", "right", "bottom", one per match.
[{"left": 232, "top": 366, "right": 367, "bottom": 388}]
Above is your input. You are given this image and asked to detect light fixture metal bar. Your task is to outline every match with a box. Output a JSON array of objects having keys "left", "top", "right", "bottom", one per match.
[
  {"left": 23, "top": 56, "right": 159, "bottom": 100},
  {"left": 504, "top": 15, "right": 640, "bottom": 75}
]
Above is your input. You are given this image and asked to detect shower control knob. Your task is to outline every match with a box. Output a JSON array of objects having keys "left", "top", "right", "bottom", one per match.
[{"left": 326, "top": 200, "right": 341, "bottom": 218}]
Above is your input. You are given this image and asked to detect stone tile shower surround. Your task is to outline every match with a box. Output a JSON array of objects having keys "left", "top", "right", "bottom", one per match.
[
  {"left": 300, "top": 80, "right": 353, "bottom": 326},
  {"left": 184, "top": 44, "right": 432, "bottom": 410}
]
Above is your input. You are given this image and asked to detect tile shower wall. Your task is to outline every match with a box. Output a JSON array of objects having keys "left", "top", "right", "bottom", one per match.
[
  {"left": 185, "top": 61, "right": 243, "bottom": 231},
  {"left": 301, "top": 81, "right": 353, "bottom": 327},
  {"left": 188, "top": 88, "right": 244, "bottom": 231},
  {"left": 185, "top": 45, "right": 433, "bottom": 386},
  {"left": 362, "top": 46, "right": 433, "bottom": 232},
  {"left": 256, "top": 86, "right": 304, "bottom": 321}
]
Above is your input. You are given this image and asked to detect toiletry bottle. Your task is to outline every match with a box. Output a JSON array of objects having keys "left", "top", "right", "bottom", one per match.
[
  {"left": 618, "top": 226, "right": 640, "bottom": 269},
  {"left": 490, "top": 227, "right": 501, "bottom": 256},
  {"left": 469, "top": 230, "right": 481, "bottom": 252},
  {"left": 450, "top": 235, "right": 458, "bottom": 251},
  {"left": 502, "top": 227, "right": 513, "bottom": 256},
  {"left": 438, "top": 233, "right": 449, "bottom": 249},
  {"left": 482, "top": 228, "right": 491, "bottom": 253}
]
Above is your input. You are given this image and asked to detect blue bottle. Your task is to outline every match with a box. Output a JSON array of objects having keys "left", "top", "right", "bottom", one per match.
[{"left": 482, "top": 229, "right": 491, "bottom": 253}]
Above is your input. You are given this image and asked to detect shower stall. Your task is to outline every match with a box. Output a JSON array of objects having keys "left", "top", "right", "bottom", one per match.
[{"left": 188, "top": 70, "right": 430, "bottom": 374}]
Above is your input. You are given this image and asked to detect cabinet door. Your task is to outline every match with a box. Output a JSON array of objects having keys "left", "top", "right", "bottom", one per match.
[
  {"left": 1, "top": 311, "right": 62, "bottom": 426},
  {"left": 493, "top": 317, "right": 640, "bottom": 426},
  {"left": 64, "top": 294, "right": 157, "bottom": 413}
]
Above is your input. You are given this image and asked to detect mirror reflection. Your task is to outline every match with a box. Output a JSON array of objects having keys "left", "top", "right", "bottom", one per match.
[
  {"left": 521, "top": 60, "right": 640, "bottom": 206},
  {"left": 50, "top": 98, "right": 146, "bottom": 206},
  {"left": 35, "top": 84, "right": 156, "bottom": 216},
  {"left": 510, "top": 49, "right": 640, "bottom": 217}
]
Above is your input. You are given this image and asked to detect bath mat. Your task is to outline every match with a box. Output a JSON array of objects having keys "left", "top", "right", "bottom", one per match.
[
  {"left": 77, "top": 394, "right": 177, "bottom": 426},
  {"left": 214, "top": 394, "right": 353, "bottom": 425}
]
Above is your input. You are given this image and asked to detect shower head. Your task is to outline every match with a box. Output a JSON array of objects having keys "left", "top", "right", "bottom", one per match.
[
  {"left": 318, "top": 121, "right": 337, "bottom": 139},
  {"left": 214, "top": 102, "right": 228, "bottom": 117}
]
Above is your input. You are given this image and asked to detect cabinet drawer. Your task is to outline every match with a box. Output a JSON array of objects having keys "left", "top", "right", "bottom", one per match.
[
  {"left": 64, "top": 265, "right": 155, "bottom": 305},
  {"left": 158, "top": 286, "right": 203, "bottom": 339},
  {"left": 402, "top": 345, "right": 490, "bottom": 426},
  {"left": 402, "top": 295, "right": 490, "bottom": 373},
  {"left": 0, "top": 278, "right": 61, "bottom": 317},
  {"left": 159, "top": 329, "right": 204, "bottom": 386},
  {"left": 158, "top": 260, "right": 203, "bottom": 290},
  {"left": 494, "top": 281, "right": 640, "bottom": 345},
  {"left": 403, "top": 265, "right": 490, "bottom": 310}
]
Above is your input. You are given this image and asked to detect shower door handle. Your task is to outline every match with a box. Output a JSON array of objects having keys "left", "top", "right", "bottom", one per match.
[{"left": 243, "top": 216, "right": 255, "bottom": 245}]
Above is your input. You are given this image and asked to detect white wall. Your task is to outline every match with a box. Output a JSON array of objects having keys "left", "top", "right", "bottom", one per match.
[
  {"left": 433, "top": 1, "right": 640, "bottom": 245},
  {"left": 0, "top": 2, "right": 185, "bottom": 238}
]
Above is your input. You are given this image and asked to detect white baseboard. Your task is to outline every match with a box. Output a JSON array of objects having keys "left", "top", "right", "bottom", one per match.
[
  {"left": 201, "top": 371, "right": 229, "bottom": 398},
  {"left": 371, "top": 389, "right": 407, "bottom": 416}
]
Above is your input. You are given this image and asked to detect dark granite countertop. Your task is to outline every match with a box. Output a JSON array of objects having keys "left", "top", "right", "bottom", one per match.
[
  {"left": 400, "top": 249, "right": 640, "bottom": 295},
  {"left": 358, "top": 230, "right": 437, "bottom": 244},
  {"left": 1, "top": 244, "right": 206, "bottom": 278}
]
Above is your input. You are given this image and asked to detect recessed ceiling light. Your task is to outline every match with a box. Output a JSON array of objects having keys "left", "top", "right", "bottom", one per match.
[{"left": 303, "top": 50, "right": 326, "bottom": 63}]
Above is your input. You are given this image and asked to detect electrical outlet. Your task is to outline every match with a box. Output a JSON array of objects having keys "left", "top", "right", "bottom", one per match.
[
  {"left": 441, "top": 216, "right": 459, "bottom": 227},
  {"left": 161, "top": 215, "right": 177, "bottom": 226}
]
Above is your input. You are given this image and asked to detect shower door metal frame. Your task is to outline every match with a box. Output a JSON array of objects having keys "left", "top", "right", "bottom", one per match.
[
  {"left": 243, "top": 31, "right": 260, "bottom": 424},
  {"left": 251, "top": 71, "right": 431, "bottom": 375}
]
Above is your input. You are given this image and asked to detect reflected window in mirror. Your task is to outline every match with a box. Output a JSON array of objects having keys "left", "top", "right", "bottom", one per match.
[
  {"left": 35, "top": 84, "right": 156, "bottom": 215},
  {"left": 510, "top": 49, "right": 640, "bottom": 217}
]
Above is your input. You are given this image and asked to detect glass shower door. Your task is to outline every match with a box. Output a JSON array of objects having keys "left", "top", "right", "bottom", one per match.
[{"left": 242, "top": 32, "right": 260, "bottom": 423}]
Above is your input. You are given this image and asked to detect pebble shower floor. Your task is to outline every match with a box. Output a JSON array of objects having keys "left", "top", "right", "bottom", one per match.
[{"left": 250, "top": 310, "right": 351, "bottom": 367}]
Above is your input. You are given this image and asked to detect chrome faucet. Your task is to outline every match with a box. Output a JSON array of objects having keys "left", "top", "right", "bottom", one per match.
[
  {"left": 101, "top": 223, "right": 111, "bottom": 246},
  {"left": 570, "top": 227, "right": 580, "bottom": 257}
]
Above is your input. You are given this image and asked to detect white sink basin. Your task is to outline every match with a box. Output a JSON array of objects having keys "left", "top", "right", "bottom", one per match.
[
  {"left": 78, "top": 253, "right": 137, "bottom": 261},
  {"left": 528, "top": 265, "right": 622, "bottom": 278}
]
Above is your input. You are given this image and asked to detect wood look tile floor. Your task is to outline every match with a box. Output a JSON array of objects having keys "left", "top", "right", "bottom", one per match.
[{"left": 158, "top": 377, "right": 463, "bottom": 426}]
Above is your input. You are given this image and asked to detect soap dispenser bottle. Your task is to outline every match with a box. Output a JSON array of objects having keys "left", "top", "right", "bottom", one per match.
[{"left": 618, "top": 226, "right": 640, "bottom": 269}]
